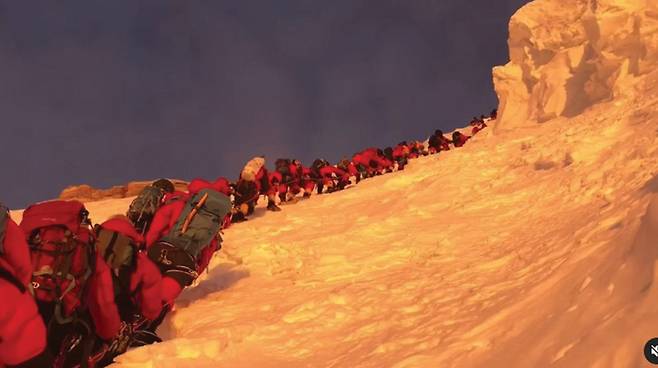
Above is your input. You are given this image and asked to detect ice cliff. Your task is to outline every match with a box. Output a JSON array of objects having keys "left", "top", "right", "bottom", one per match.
[{"left": 493, "top": 0, "right": 658, "bottom": 130}]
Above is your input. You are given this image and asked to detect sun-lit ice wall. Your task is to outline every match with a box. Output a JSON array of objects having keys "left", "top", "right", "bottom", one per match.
[{"left": 493, "top": 0, "right": 658, "bottom": 130}]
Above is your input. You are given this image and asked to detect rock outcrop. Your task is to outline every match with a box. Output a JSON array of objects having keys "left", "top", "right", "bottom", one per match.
[
  {"left": 59, "top": 179, "right": 189, "bottom": 202},
  {"left": 493, "top": 0, "right": 658, "bottom": 130}
]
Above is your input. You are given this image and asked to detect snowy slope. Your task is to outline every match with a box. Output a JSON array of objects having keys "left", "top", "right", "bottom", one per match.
[
  {"left": 81, "top": 68, "right": 656, "bottom": 367},
  {"left": 10, "top": 1, "right": 658, "bottom": 366}
]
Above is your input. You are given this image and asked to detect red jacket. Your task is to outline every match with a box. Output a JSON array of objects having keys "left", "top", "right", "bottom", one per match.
[
  {"left": 269, "top": 171, "right": 282, "bottom": 184},
  {"left": 454, "top": 134, "right": 471, "bottom": 147},
  {"left": 365, "top": 148, "right": 395, "bottom": 169},
  {"left": 392, "top": 145, "right": 409, "bottom": 160},
  {"left": 163, "top": 190, "right": 189, "bottom": 204},
  {"left": 86, "top": 255, "right": 122, "bottom": 340},
  {"left": 145, "top": 200, "right": 185, "bottom": 248},
  {"left": 352, "top": 153, "right": 372, "bottom": 171},
  {"left": 0, "top": 218, "right": 32, "bottom": 285},
  {"left": 362, "top": 151, "right": 389, "bottom": 171},
  {"left": 319, "top": 166, "right": 350, "bottom": 184},
  {"left": 381, "top": 158, "right": 394, "bottom": 170},
  {"left": 471, "top": 122, "right": 487, "bottom": 135},
  {"left": 280, "top": 163, "right": 302, "bottom": 193},
  {"left": 301, "top": 165, "right": 312, "bottom": 176},
  {"left": 268, "top": 171, "right": 284, "bottom": 196},
  {"left": 188, "top": 178, "right": 232, "bottom": 197},
  {"left": 347, "top": 162, "right": 358, "bottom": 177},
  {"left": 213, "top": 177, "right": 232, "bottom": 196},
  {"left": 0, "top": 217, "right": 47, "bottom": 366},
  {"left": 334, "top": 166, "right": 351, "bottom": 184},
  {"left": 410, "top": 142, "right": 426, "bottom": 156},
  {"left": 318, "top": 166, "right": 336, "bottom": 185},
  {"left": 129, "top": 254, "right": 162, "bottom": 321},
  {"left": 288, "top": 163, "right": 301, "bottom": 183},
  {"left": 99, "top": 218, "right": 163, "bottom": 321},
  {"left": 299, "top": 166, "right": 315, "bottom": 192},
  {"left": 0, "top": 275, "right": 48, "bottom": 366},
  {"left": 255, "top": 167, "right": 269, "bottom": 195}
]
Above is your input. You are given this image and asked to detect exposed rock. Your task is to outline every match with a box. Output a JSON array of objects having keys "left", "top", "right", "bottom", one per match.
[
  {"left": 493, "top": 0, "right": 658, "bottom": 131},
  {"left": 59, "top": 184, "right": 95, "bottom": 201},
  {"left": 59, "top": 179, "right": 189, "bottom": 202}
]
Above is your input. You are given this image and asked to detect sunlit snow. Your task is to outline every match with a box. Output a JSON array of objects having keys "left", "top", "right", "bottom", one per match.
[{"left": 12, "top": 80, "right": 658, "bottom": 367}]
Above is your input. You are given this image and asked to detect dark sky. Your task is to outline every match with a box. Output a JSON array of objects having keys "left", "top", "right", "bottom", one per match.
[{"left": 0, "top": 0, "right": 529, "bottom": 208}]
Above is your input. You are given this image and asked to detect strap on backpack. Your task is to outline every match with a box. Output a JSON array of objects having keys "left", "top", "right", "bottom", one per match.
[
  {"left": 0, "top": 266, "right": 26, "bottom": 293},
  {"left": 31, "top": 235, "right": 80, "bottom": 305},
  {"left": 30, "top": 227, "right": 96, "bottom": 325},
  {"left": 102, "top": 230, "right": 120, "bottom": 261}
]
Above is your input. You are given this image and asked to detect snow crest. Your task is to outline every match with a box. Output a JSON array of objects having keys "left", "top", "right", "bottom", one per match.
[{"left": 494, "top": 0, "right": 658, "bottom": 130}]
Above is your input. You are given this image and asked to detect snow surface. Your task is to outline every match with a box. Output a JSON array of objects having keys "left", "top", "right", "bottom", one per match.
[{"left": 12, "top": 69, "right": 658, "bottom": 366}]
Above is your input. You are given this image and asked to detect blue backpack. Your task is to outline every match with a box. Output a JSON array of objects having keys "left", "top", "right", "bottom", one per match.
[
  {"left": 161, "top": 189, "right": 232, "bottom": 258},
  {"left": 127, "top": 186, "right": 166, "bottom": 234}
]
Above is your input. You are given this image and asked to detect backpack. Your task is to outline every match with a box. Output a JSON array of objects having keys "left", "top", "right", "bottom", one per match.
[
  {"left": 20, "top": 200, "right": 95, "bottom": 324},
  {"left": 161, "top": 189, "right": 232, "bottom": 259},
  {"left": 0, "top": 204, "right": 8, "bottom": 254},
  {"left": 95, "top": 225, "right": 139, "bottom": 322},
  {"left": 234, "top": 179, "right": 258, "bottom": 205},
  {"left": 384, "top": 147, "right": 394, "bottom": 161},
  {"left": 241, "top": 157, "right": 265, "bottom": 182},
  {"left": 311, "top": 159, "right": 326, "bottom": 175},
  {"left": 127, "top": 186, "right": 165, "bottom": 234},
  {"left": 428, "top": 134, "right": 439, "bottom": 149},
  {"left": 95, "top": 225, "right": 137, "bottom": 270},
  {"left": 275, "top": 159, "right": 291, "bottom": 180},
  {"left": 275, "top": 158, "right": 290, "bottom": 170},
  {"left": 258, "top": 167, "right": 270, "bottom": 193}
]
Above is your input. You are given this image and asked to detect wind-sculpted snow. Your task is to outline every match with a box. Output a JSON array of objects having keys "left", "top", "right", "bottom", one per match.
[
  {"left": 494, "top": 0, "right": 658, "bottom": 130},
  {"left": 70, "top": 68, "right": 658, "bottom": 367}
]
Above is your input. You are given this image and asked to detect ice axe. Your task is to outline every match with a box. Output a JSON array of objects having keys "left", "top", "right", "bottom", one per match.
[{"left": 181, "top": 192, "right": 209, "bottom": 234}]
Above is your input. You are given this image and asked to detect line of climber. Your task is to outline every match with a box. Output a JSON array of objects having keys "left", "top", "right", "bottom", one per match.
[{"left": 0, "top": 109, "right": 495, "bottom": 368}]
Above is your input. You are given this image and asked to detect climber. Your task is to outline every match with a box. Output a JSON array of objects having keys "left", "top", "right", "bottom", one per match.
[
  {"left": 0, "top": 204, "right": 53, "bottom": 368},
  {"left": 452, "top": 131, "right": 471, "bottom": 147}
]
